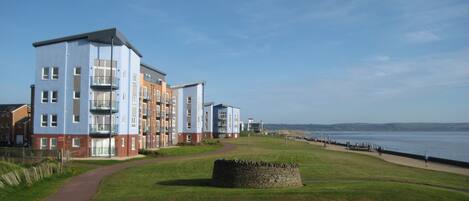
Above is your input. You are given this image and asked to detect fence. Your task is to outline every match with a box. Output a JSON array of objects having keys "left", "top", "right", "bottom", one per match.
[{"left": 0, "top": 147, "right": 62, "bottom": 165}]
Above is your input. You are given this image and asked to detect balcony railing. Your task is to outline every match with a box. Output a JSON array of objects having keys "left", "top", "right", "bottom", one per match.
[
  {"left": 142, "top": 108, "right": 150, "bottom": 116},
  {"left": 90, "top": 100, "right": 118, "bottom": 112},
  {"left": 89, "top": 124, "right": 118, "bottom": 134},
  {"left": 90, "top": 76, "right": 119, "bottom": 88},
  {"left": 142, "top": 93, "right": 150, "bottom": 101}
]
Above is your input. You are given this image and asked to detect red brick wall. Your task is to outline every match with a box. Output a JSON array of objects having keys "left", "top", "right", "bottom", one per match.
[{"left": 178, "top": 133, "right": 203, "bottom": 144}]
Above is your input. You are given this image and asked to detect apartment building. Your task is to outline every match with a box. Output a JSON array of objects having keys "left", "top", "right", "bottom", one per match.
[
  {"left": 172, "top": 82, "right": 205, "bottom": 144},
  {"left": 31, "top": 28, "right": 141, "bottom": 157},
  {"left": 213, "top": 104, "right": 240, "bottom": 138},
  {"left": 139, "top": 63, "right": 176, "bottom": 149},
  {"left": 0, "top": 104, "right": 31, "bottom": 146},
  {"left": 203, "top": 102, "right": 214, "bottom": 139}
]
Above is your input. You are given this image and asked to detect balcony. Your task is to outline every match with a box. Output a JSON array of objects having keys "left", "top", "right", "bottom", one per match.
[
  {"left": 89, "top": 124, "right": 118, "bottom": 135},
  {"left": 143, "top": 126, "right": 150, "bottom": 134},
  {"left": 90, "top": 100, "right": 118, "bottom": 112},
  {"left": 90, "top": 76, "right": 119, "bottom": 89}
]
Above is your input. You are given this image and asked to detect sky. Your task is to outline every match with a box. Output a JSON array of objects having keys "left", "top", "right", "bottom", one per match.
[{"left": 0, "top": 0, "right": 468, "bottom": 124}]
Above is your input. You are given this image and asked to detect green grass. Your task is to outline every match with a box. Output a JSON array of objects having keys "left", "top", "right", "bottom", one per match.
[
  {"left": 155, "top": 144, "right": 222, "bottom": 157},
  {"left": 0, "top": 161, "right": 22, "bottom": 175},
  {"left": 0, "top": 159, "right": 128, "bottom": 201},
  {"left": 94, "top": 136, "right": 469, "bottom": 201}
]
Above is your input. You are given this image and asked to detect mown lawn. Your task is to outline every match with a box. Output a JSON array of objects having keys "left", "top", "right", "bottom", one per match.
[{"left": 94, "top": 136, "right": 469, "bottom": 201}]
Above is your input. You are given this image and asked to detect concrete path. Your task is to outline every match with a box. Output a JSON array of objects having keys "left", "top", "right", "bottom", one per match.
[
  {"left": 45, "top": 143, "right": 236, "bottom": 201},
  {"left": 302, "top": 140, "right": 469, "bottom": 176}
]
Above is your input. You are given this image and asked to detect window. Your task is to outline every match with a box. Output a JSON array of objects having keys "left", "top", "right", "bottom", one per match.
[
  {"left": 187, "top": 121, "right": 192, "bottom": 129},
  {"left": 41, "top": 91, "right": 49, "bottom": 103},
  {"left": 51, "top": 91, "right": 58, "bottom": 103},
  {"left": 131, "top": 137, "right": 136, "bottom": 150},
  {"left": 121, "top": 137, "right": 125, "bottom": 147},
  {"left": 73, "top": 115, "right": 80, "bottom": 123},
  {"left": 186, "top": 109, "right": 191, "bottom": 117},
  {"left": 72, "top": 138, "right": 80, "bottom": 147},
  {"left": 40, "top": 138, "right": 48, "bottom": 149},
  {"left": 186, "top": 97, "right": 192, "bottom": 104},
  {"left": 42, "top": 67, "right": 49, "bottom": 80},
  {"left": 41, "top": 114, "right": 48, "bottom": 127},
  {"left": 50, "top": 114, "right": 57, "bottom": 127},
  {"left": 74, "top": 67, "right": 81, "bottom": 75},
  {"left": 51, "top": 67, "right": 59, "bottom": 79},
  {"left": 50, "top": 138, "right": 57, "bottom": 150},
  {"left": 156, "top": 90, "right": 161, "bottom": 102},
  {"left": 73, "top": 91, "right": 80, "bottom": 99}
]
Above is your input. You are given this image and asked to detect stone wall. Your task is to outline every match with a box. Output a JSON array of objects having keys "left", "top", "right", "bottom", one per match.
[{"left": 211, "top": 159, "right": 303, "bottom": 188}]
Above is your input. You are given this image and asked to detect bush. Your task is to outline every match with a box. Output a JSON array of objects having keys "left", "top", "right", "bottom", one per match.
[
  {"left": 203, "top": 139, "right": 220, "bottom": 145},
  {"left": 138, "top": 149, "right": 161, "bottom": 157}
]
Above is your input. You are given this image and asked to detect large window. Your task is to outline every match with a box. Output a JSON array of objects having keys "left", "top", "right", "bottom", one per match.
[
  {"left": 50, "top": 138, "right": 57, "bottom": 150},
  {"left": 50, "top": 114, "right": 57, "bottom": 127},
  {"left": 51, "top": 91, "right": 58, "bottom": 103},
  {"left": 42, "top": 67, "right": 49, "bottom": 80},
  {"left": 51, "top": 67, "right": 59, "bottom": 80},
  {"left": 40, "top": 138, "right": 48, "bottom": 149},
  {"left": 41, "top": 91, "right": 48, "bottom": 103},
  {"left": 41, "top": 114, "right": 48, "bottom": 127}
]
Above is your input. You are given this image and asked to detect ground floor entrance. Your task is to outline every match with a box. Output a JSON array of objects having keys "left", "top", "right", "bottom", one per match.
[{"left": 91, "top": 138, "right": 115, "bottom": 157}]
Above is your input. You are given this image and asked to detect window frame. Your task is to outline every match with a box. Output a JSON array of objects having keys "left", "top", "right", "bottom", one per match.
[
  {"left": 73, "top": 115, "right": 80, "bottom": 123},
  {"left": 41, "top": 91, "right": 49, "bottom": 103},
  {"left": 72, "top": 138, "right": 80, "bottom": 148},
  {"left": 51, "top": 67, "right": 59, "bottom": 80},
  {"left": 50, "top": 138, "right": 57, "bottom": 150},
  {"left": 51, "top": 91, "right": 58, "bottom": 103},
  {"left": 41, "top": 114, "right": 48, "bottom": 127},
  {"left": 40, "top": 138, "right": 48, "bottom": 150},
  {"left": 74, "top": 67, "right": 81, "bottom": 76},
  {"left": 131, "top": 137, "right": 136, "bottom": 150},
  {"left": 73, "top": 91, "right": 80, "bottom": 99},
  {"left": 42, "top": 67, "right": 49, "bottom": 80},
  {"left": 50, "top": 114, "right": 57, "bottom": 127}
]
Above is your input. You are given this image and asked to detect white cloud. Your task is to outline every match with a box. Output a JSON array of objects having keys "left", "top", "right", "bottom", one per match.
[{"left": 404, "top": 31, "right": 440, "bottom": 43}]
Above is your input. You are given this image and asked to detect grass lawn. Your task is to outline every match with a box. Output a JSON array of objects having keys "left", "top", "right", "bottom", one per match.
[
  {"left": 94, "top": 136, "right": 469, "bottom": 201},
  {"left": 156, "top": 144, "right": 222, "bottom": 157},
  {"left": 0, "top": 159, "right": 139, "bottom": 201}
]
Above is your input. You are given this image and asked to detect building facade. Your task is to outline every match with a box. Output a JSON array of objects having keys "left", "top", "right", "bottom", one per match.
[
  {"left": 212, "top": 104, "right": 240, "bottom": 138},
  {"left": 31, "top": 28, "right": 141, "bottom": 157},
  {"left": 172, "top": 82, "right": 205, "bottom": 144},
  {"left": 203, "top": 102, "right": 214, "bottom": 139},
  {"left": 139, "top": 63, "right": 176, "bottom": 149},
  {"left": 0, "top": 104, "right": 31, "bottom": 146}
]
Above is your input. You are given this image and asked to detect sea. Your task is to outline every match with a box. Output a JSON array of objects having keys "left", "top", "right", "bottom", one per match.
[{"left": 306, "top": 131, "right": 469, "bottom": 162}]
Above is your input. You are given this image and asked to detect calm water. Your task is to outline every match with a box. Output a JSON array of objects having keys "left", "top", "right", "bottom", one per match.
[{"left": 307, "top": 131, "right": 469, "bottom": 162}]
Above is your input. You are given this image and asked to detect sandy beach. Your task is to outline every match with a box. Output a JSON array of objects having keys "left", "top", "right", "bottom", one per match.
[{"left": 298, "top": 139, "right": 469, "bottom": 176}]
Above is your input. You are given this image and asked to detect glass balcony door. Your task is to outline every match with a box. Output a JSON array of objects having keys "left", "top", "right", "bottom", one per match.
[{"left": 91, "top": 138, "right": 115, "bottom": 157}]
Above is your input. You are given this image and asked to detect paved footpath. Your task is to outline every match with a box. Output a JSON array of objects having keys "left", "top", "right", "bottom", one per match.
[{"left": 46, "top": 143, "right": 236, "bottom": 201}]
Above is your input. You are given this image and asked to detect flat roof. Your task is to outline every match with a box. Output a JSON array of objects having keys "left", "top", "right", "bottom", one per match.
[
  {"left": 32, "top": 28, "right": 143, "bottom": 57},
  {"left": 141, "top": 63, "right": 167, "bottom": 76},
  {"left": 171, "top": 81, "right": 205, "bottom": 89},
  {"left": 215, "top": 103, "right": 240, "bottom": 109}
]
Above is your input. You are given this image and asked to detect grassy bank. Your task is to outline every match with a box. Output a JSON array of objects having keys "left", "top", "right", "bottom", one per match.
[{"left": 94, "top": 136, "right": 469, "bottom": 201}]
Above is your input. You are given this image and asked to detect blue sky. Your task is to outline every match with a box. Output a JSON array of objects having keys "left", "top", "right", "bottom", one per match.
[{"left": 0, "top": 0, "right": 468, "bottom": 124}]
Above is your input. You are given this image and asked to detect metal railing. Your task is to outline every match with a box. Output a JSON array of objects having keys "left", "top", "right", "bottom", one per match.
[
  {"left": 89, "top": 124, "right": 118, "bottom": 134},
  {"left": 90, "top": 100, "right": 118, "bottom": 112},
  {"left": 90, "top": 76, "right": 119, "bottom": 88}
]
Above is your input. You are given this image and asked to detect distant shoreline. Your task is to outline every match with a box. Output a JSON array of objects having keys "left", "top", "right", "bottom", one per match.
[{"left": 265, "top": 122, "right": 469, "bottom": 132}]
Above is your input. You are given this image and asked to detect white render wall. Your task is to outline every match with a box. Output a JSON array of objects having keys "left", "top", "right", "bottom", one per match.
[{"left": 174, "top": 83, "right": 204, "bottom": 134}]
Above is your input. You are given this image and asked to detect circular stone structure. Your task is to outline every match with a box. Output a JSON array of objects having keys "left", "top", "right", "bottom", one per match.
[{"left": 211, "top": 159, "right": 303, "bottom": 188}]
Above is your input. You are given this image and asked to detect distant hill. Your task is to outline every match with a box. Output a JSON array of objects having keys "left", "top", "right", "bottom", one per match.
[{"left": 264, "top": 123, "right": 469, "bottom": 132}]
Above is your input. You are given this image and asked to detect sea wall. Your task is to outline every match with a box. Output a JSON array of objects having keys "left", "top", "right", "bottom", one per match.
[{"left": 211, "top": 159, "right": 303, "bottom": 188}]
